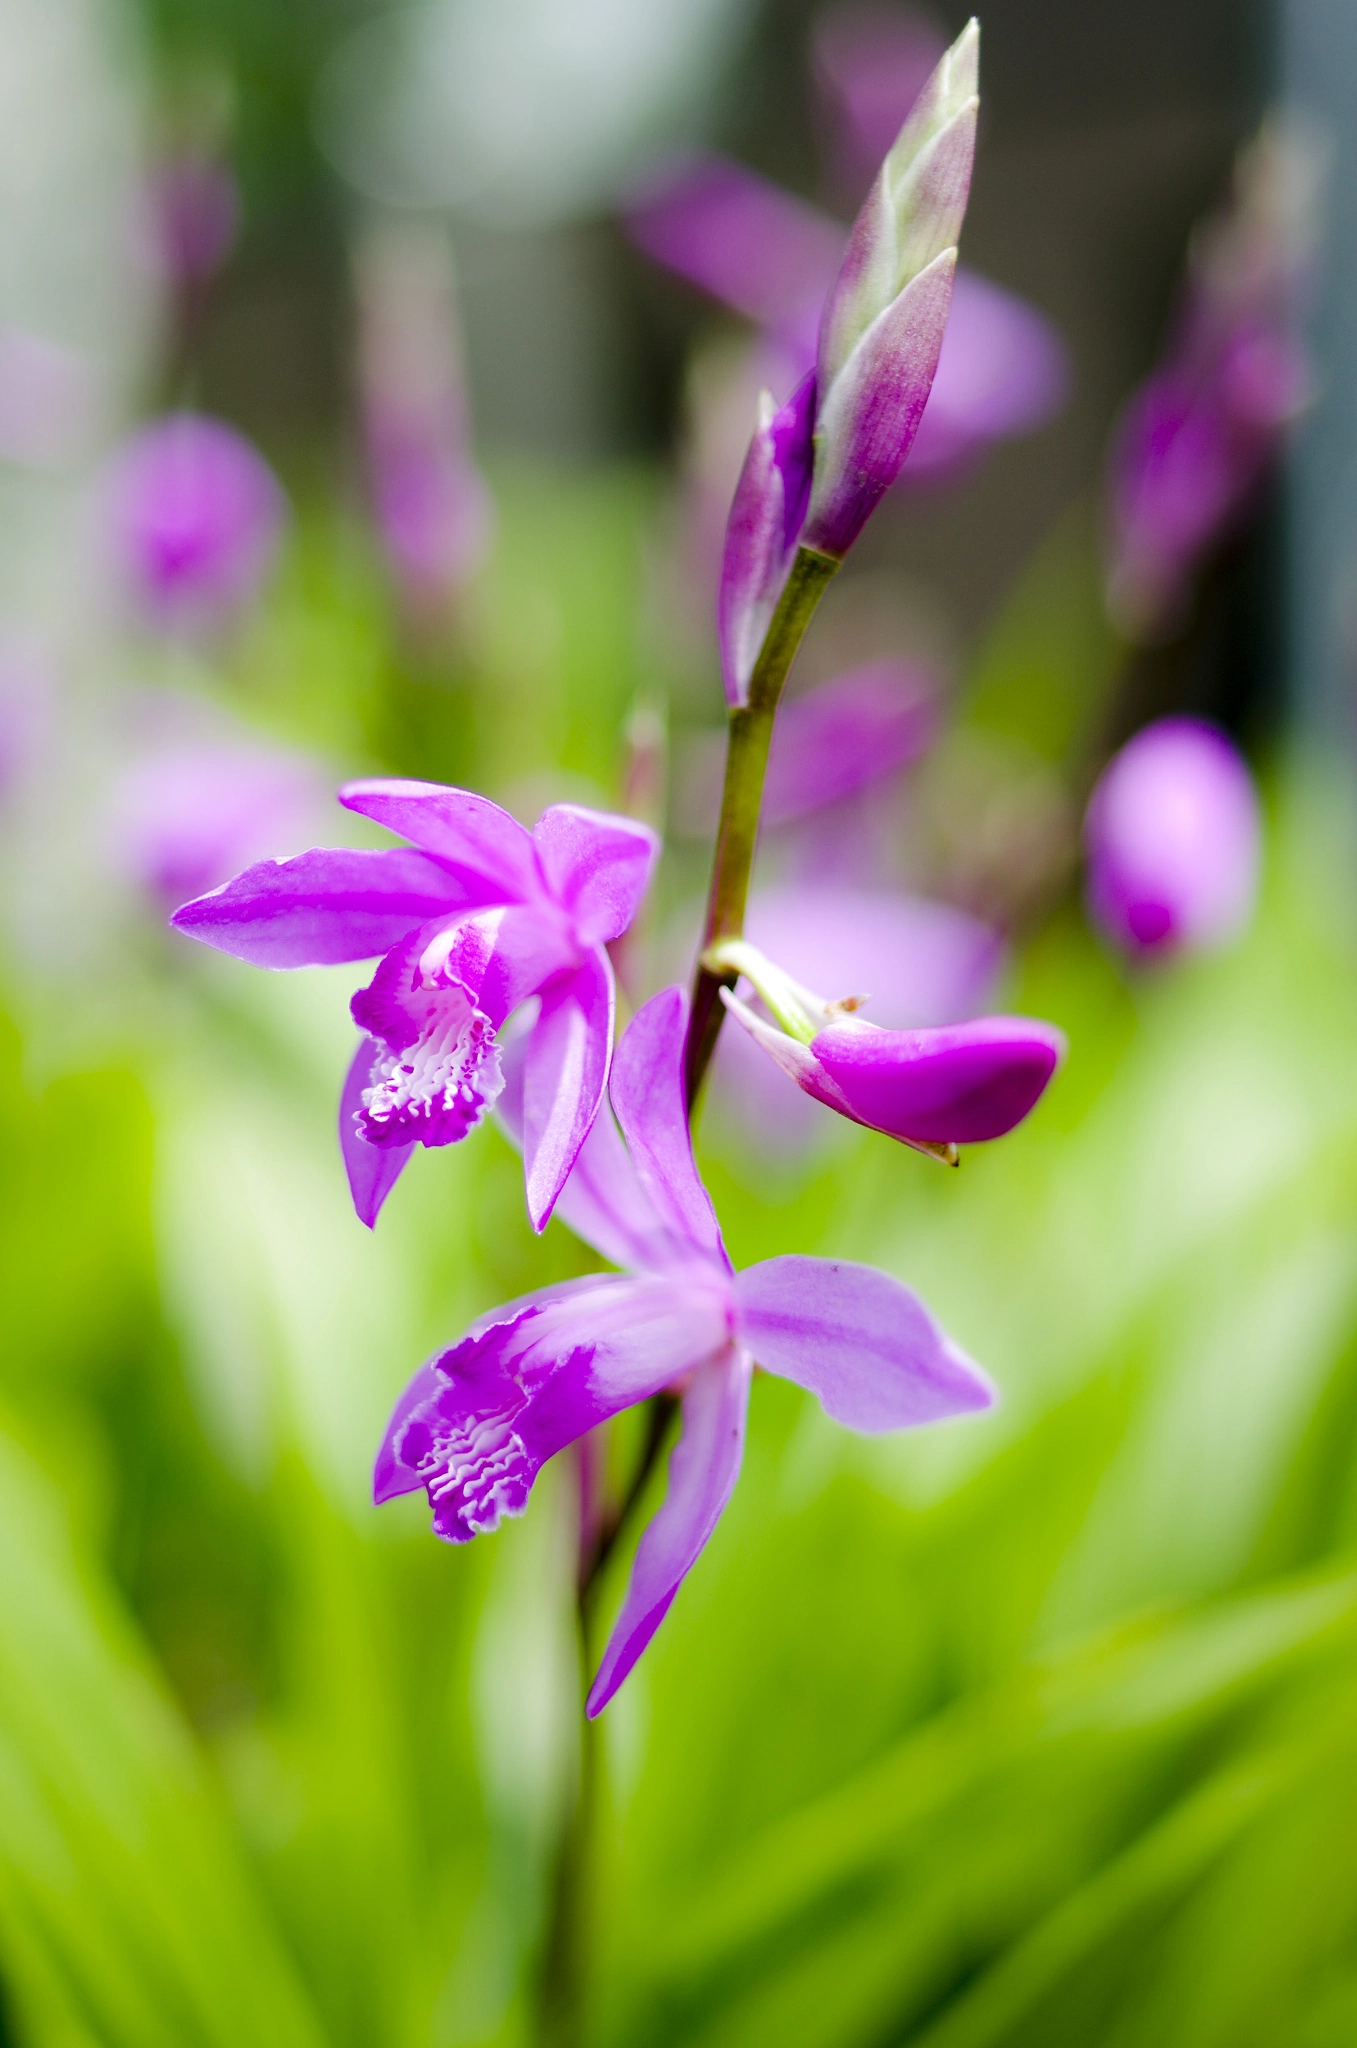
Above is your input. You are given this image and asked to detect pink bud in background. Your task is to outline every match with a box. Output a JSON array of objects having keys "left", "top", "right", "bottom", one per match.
[
  {"left": 102, "top": 413, "right": 286, "bottom": 634},
  {"left": 1084, "top": 718, "right": 1261, "bottom": 959},
  {"left": 353, "top": 219, "right": 492, "bottom": 620},
  {"left": 144, "top": 153, "right": 240, "bottom": 287}
]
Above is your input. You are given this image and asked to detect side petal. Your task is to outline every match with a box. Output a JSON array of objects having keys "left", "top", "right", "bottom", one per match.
[
  {"left": 809, "top": 1013, "right": 1066, "bottom": 1143},
  {"left": 375, "top": 1273, "right": 730, "bottom": 1541},
  {"left": 522, "top": 949, "right": 613, "bottom": 1233},
  {"left": 733, "top": 1254, "right": 994, "bottom": 1429},
  {"left": 586, "top": 1349, "right": 751, "bottom": 1717},
  {"left": 532, "top": 805, "right": 660, "bottom": 946},
  {"left": 338, "top": 779, "right": 541, "bottom": 901},
  {"left": 340, "top": 1035, "right": 415, "bottom": 1227},
  {"left": 610, "top": 988, "right": 729, "bottom": 1270},
  {"left": 170, "top": 845, "right": 461, "bottom": 967},
  {"left": 718, "top": 377, "right": 816, "bottom": 707},
  {"left": 498, "top": 1026, "right": 681, "bottom": 1275}
]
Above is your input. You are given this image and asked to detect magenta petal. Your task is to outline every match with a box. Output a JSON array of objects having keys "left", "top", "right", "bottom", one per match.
[
  {"left": 340, "top": 1035, "right": 416, "bottom": 1226},
  {"left": 733, "top": 1254, "right": 993, "bottom": 1430},
  {"left": 586, "top": 1349, "right": 750, "bottom": 1717},
  {"left": 522, "top": 949, "right": 613, "bottom": 1232},
  {"left": 170, "top": 845, "right": 462, "bottom": 966},
  {"left": 805, "top": 249, "right": 958, "bottom": 557},
  {"left": 338, "top": 779, "right": 541, "bottom": 900},
  {"left": 532, "top": 804, "right": 660, "bottom": 946},
  {"left": 377, "top": 1273, "right": 729, "bottom": 1542},
  {"left": 609, "top": 988, "right": 729, "bottom": 1270},
  {"left": 498, "top": 1027, "right": 682, "bottom": 1275},
  {"left": 809, "top": 1014, "right": 1065, "bottom": 1143}
]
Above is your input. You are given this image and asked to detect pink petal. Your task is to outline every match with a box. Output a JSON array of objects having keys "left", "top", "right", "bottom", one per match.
[
  {"left": 340, "top": 1034, "right": 416, "bottom": 1227},
  {"left": 609, "top": 988, "right": 729, "bottom": 1270},
  {"left": 733, "top": 1253, "right": 993, "bottom": 1429},
  {"left": 532, "top": 803, "right": 660, "bottom": 946},
  {"left": 522, "top": 948, "right": 614, "bottom": 1232},
  {"left": 338, "top": 778, "right": 540, "bottom": 900},
  {"left": 170, "top": 845, "right": 464, "bottom": 967},
  {"left": 586, "top": 1349, "right": 750, "bottom": 1716},
  {"left": 809, "top": 1013, "right": 1066, "bottom": 1143},
  {"left": 762, "top": 660, "right": 938, "bottom": 824}
]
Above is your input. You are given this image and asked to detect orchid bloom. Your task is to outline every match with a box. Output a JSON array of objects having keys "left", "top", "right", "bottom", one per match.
[
  {"left": 1084, "top": 717, "right": 1261, "bottom": 959},
  {"left": 171, "top": 779, "right": 659, "bottom": 1229},
  {"left": 375, "top": 986, "right": 994, "bottom": 1714},
  {"left": 716, "top": 937, "right": 1062, "bottom": 1163}
]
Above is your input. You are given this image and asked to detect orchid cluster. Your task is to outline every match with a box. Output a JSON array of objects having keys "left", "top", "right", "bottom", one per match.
[{"left": 172, "top": 23, "right": 1064, "bottom": 1718}]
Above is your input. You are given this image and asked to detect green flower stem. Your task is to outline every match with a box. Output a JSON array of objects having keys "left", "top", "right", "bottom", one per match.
[{"left": 685, "top": 545, "right": 840, "bottom": 1108}]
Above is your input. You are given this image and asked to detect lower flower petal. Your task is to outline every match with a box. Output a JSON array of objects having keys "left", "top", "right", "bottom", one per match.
[
  {"left": 733, "top": 1253, "right": 994, "bottom": 1430},
  {"left": 809, "top": 1014, "right": 1065, "bottom": 1143},
  {"left": 340, "top": 1034, "right": 415, "bottom": 1226},
  {"left": 375, "top": 1273, "right": 732, "bottom": 1544},
  {"left": 586, "top": 1349, "right": 751, "bottom": 1717},
  {"left": 522, "top": 949, "right": 613, "bottom": 1232}
]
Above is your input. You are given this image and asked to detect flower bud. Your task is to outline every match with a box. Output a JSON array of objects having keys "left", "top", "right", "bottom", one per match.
[
  {"left": 717, "top": 375, "right": 815, "bottom": 705},
  {"left": 710, "top": 936, "right": 1062, "bottom": 1157},
  {"left": 802, "top": 18, "right": 979, "bottom": 556},
  {"left": 1084, "top": 717, "right": 1261, "bottom": 959}
]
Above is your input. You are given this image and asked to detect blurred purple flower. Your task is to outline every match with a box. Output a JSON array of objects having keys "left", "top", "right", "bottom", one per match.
[
  {"left": 143, "top": 154, "right": 239, "bottom": 287},
  {"left": 112, "top": 731, "right": 326, "bottom": 908},
  {"left": 718, "top": 930, "right": 1061, "bottom": 1158},
  {"left": 1105, "top": 126, "right": 1318, "bottom": 641},
  {"left": 763, "top": 658, "right": 938, "bottom": 823},
  {"left": 102, "top": 413, "right": 286, "bottom": 634},
  {"left": 376, "top": 985, "right": 993, "bottom": 1714},
  {"left": 354, "top": 222, "right": 492, "bottom": 618},
  {"left": 811, "top": 2, "right": 947, "bottom": 203},
  {"left": 1084, "top": 717, "right": 1261, "bottom": 959},
  {"left": 172, "top": 778, "right": 658, "bottom": 1230}
]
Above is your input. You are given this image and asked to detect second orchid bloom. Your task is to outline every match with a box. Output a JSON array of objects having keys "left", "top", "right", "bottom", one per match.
[{"left": 172, "top": 779, "right": 659, "bottom": 1230}]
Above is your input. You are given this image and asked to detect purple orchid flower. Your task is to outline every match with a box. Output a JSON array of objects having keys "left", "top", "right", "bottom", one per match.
[
  {"left": 375, "top": 985, "right": 994, "bottom": 1714},
  {"left": 762, "top": 658, "right": 938, "bottom": 824},
  {"left": 354, "top": 221, "right": 492, "bottom": 618},
  {"left": 717, "top": 376, "right": 816, "bottom": 702},
  {"left": 1105, "top": 126, "right": 1317, "bottom": 642},
  {"left": 716, "top": 936, "right": 1062, "bottom": 1162},
  {"left": 1084, "top": 717, "right": 1261, "bottom": 960},
  {"left": 171, "top": 779, "right": 659, "bottom": 1230},
  {"left": 101, "top": 413, "right": 286, "bottom": 635}
]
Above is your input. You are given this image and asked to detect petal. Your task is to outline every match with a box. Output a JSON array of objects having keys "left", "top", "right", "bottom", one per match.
[
  {"left": 733, "top": 1254, "right": 993, "bottom": 1430},
  {"left": 522, "top": 949, "right": 613, "bottom": 1233},
  {"left": 170, "top": 845, "right": 461, "bottom": 967},
  {"left": 586, "top": 1349, "right": 750, "bottom": 1717},
  {"left": 498, "top": 1026, "right": 681, "bottom": 1275},
  {"left": 809, "top": 1013, "right": 1065, "bottom": 1143},
  {"left": 340, "top": 1034, "right": 415, "bottom": 1227},
  {"left": 338, "top": 779, "right": 541, "bottom": 900},
  {"left": 805, "top": 249, "right": 959, "bottom": 559},
  {"left": 375, "top": 1273, "right": 730, "bottom": 1541},
  {"left": 609, "top": 988, "right": 729, "bottom": 1270},
  {"left": 532, "top": 804, "right": 660, "bottom": 946}
]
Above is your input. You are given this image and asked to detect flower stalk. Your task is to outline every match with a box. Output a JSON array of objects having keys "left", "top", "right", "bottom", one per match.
[{"left": 686, "top": 544, "right": 840, "bottom": 1105}]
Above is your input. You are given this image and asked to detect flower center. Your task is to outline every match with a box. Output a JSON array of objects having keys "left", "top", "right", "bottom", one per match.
[
  {"left": 411, "top": 1403, "right": 532, "bottom": 1542},
  {"left": 358, "top": 996, "right": 504, "bottom": 1149}
]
